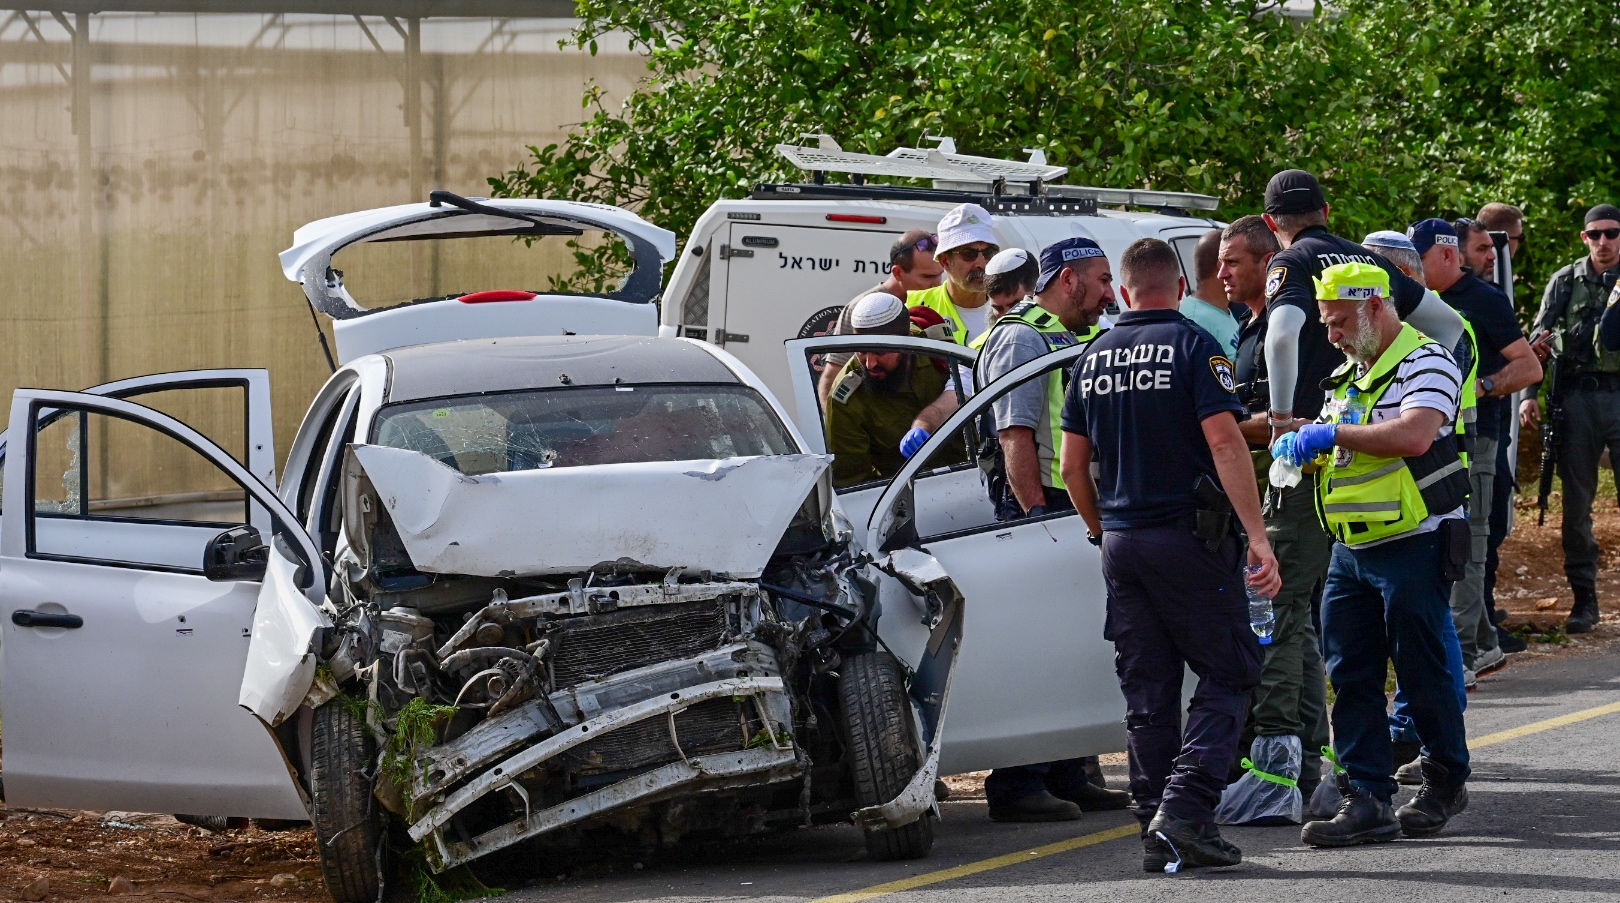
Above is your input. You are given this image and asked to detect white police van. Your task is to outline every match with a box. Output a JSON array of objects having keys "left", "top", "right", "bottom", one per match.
[{"left": 659, "top": 136, "right": 1227, "bottom": 406}]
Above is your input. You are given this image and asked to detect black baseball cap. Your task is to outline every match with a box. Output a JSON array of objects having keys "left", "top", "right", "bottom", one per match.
[
  {"left": 1584, "top": 204, "right": 1620, "bottom": 225},
  {"left": 1264, "top": 169, "right": 1327, "bottom": 215}
]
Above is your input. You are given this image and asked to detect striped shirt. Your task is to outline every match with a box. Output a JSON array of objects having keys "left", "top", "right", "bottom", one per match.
[
  {"left": 1364, "top": 343, "right": 1460, "bottom": 436},
  {"left": 1340, "top": 341, "right": 1465, "bottom": 541}
]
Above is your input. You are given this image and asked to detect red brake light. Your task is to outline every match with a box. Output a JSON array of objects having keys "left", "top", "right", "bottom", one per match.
[
  {"left": 826, "top": 214, "right": 888, "bottom": 224},
  {"left": 458, "top": 290, "right": 538, "bottom": 304}
]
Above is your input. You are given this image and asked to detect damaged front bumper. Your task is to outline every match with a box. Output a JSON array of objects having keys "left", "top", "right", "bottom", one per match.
[{"left": 403, "top": 640, "right": 799, "bottom": 870}]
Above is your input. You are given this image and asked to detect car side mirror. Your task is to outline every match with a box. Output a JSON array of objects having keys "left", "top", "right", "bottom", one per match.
[{"left": 203, "top": 525, "right": 269, "bottom": 582}]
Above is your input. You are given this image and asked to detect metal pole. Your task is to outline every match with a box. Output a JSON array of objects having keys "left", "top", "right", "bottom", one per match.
[
  {"left": 405, "top": 16, "right": 423, "bottom": 286},
  {"left": 71, "top": 11, "right": 101, "bottom": 387}
]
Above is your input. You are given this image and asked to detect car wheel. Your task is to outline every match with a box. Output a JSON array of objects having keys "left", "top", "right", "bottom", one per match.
[
  {"left": 311, "top": 701, "right": 383, "bottom": 903},
  {"left": 838, "top": 651, "right": 934, "bottom": 861}
]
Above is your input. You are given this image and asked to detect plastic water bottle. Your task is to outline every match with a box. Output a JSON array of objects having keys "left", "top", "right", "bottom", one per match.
[
  {"left": 1246, "top": 565, "right": 1275, "bottom": 645},
  {"left": 1341, "top": 386, "right": 1366, "bottom": 425}
]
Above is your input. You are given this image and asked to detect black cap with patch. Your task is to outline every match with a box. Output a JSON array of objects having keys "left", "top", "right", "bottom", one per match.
[{"left": 1264, "top": 169, "right": 1326, "bottom": 215}]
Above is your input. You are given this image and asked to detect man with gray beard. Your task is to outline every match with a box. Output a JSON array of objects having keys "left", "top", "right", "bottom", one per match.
[{"left": 1272, "top": 262, "right": 1472, "bottom": 848}]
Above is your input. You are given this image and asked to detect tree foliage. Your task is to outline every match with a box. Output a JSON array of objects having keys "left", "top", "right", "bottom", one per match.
[{"left": 489, "top": 0, "right": 1620, "bottom": 314}]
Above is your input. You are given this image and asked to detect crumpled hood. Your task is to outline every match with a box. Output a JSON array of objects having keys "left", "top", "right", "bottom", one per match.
[{"left": 349, "top": 445, "right": 832, "bottom": 578}]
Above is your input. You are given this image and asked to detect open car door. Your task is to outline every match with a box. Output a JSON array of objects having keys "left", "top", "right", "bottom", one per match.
[
  {"left": 0, "top": 388, "right": 324, "bottom": 818},
  {"left": 863, "top": 344, "right": 1127, "bottom": 775},
  {"left": 783, "top": 334, "right": 983, "bottom": 531}
]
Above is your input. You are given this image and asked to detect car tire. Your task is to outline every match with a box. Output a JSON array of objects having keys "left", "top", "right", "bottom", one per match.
[
  {"left": 311, "top": 701, "right": 383, "bottom": 903},
  {"left": 838, "top": 651, "right": 934, "bottom": 861}
]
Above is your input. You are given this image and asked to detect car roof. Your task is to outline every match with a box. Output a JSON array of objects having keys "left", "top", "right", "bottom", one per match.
[{"left": 382, "top": 335, "right": 741, "bottom": 403}]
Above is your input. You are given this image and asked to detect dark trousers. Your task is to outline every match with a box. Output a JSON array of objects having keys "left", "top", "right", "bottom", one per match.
[
  {"left": 1558, "top": 387, "right": 1620, "bottom": 591},
  {"left": 984, "top": 487, "right": 1085, "bottom": 806},
  {"left": 1253, "top": 477, "right": 1331, "bottom": 786},
  {"left": 1101, "top": 525, "right": 1261, "bottom": 825},
  {"left": 1322, "top": 530, "right": 1470, "bottom": 802},
  {"left": 1484, "top": 428, "right": 1514, "bottom": 612}
]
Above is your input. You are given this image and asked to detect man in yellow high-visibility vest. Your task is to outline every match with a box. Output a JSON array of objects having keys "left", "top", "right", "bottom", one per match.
[
  {"left": 910, "top": 203, "right": 999, "bottom": 346},
  {"left": 1272, "top": 262, "right": 1472, "bottom": 848}
]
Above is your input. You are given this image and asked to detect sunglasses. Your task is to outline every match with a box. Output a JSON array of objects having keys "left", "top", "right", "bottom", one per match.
[
  {"left": 913, "top": 234, "right": 939, "bottom": 253},
  {"left": 1584, "top": 227, "right": 1620, "bottom": 241},
  {"left": 951, "top": 245, "right": 1000, "bottom": 263}
]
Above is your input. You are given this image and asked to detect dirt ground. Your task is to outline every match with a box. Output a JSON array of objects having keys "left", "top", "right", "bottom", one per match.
[{"left": 3, "top": 495, "right": 1616, "bottom": 903}]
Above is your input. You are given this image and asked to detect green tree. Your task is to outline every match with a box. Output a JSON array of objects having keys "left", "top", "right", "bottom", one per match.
[{"left": 490, "top": 0, "right": 1620, "bottom": 317}]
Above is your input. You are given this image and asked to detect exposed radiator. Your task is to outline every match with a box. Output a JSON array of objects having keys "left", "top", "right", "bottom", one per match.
[
  {"left": 563, "top": 697, "right": 752, "bottom": 776},
  {"left": 549, "top": 599, "right": 729, "bottom": 688}
]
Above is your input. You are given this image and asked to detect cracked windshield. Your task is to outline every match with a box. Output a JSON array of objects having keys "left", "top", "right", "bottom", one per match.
[{"left": 373, "top": 384, "right": 796, "bottom": 474}]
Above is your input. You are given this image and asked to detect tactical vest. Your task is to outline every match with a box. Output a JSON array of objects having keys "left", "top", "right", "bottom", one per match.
[
  {"left": 1313, "top": 324, "right": 1470, "bottom": 546},
  {"left": 972, "top": 300, "right": 1091, "bottom": 489}
]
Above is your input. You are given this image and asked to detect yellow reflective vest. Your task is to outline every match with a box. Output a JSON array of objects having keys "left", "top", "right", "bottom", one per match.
[
  {"left": 913, "top": 284, "right": 988, "bottom": 347},
  {"left": 1313, "top": 323, "right": 1471, "bottom": 546}
]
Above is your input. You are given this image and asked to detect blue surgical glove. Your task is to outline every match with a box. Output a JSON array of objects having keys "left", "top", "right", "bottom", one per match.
[
  {"left": 1293, "top": 423, "right": 1338, "bottom": 464},
  {"left": 899, "top": 427, "right": 932, "bottom": 458},
  {"left": 1269, "top": 432, "right": 1299, "bottom": 465}
]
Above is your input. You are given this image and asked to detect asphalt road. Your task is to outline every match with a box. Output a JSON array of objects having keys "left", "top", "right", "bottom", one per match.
[{"left": 504, "top": 648, "right": 1620, "bottom": 903}]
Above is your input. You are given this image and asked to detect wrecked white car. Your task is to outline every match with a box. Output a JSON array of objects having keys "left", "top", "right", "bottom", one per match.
[
  {"left": 0, "top": 195, "right": 962, "bottom": 902},
  {"left": 0, "top": 194, "right": 1130, "bottom": 903}
]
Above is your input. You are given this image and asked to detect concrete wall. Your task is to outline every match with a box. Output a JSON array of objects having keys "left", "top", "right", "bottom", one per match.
[{"left": 0, "top": 11, "right": 644, "bottom": 497}]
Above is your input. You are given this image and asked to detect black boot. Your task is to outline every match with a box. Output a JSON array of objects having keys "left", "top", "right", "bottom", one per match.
[
  {"left": 1396, "top": 758, "right": 1468, "bottom": 837},
  {"left": 1496, "top": 625, "right": 1528, "bottom": 654},
  {"left": 987, "top": 789, "right": 1081, "bottom": 822},
  {"left": 1053, "top": 780, "right": 1132, "bottom": 811},
  {"left": 1301, "top": 774, "right": 1401, "bottom": 847},
  {"left": 1143, "top": 811, "right": 1241, "bottom": 871},
  {"left": 1567, "top": 586, "right": 1599, "bottom": 634}
]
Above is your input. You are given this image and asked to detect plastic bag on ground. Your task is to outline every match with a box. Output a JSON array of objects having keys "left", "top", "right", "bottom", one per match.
[{"left": 1215, "top": 734, "right": 1303, "bottom": 825}]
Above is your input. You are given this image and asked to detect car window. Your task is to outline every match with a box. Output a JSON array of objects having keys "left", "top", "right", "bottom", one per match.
[
  {"left": 34, "top": 408, "right": 248, "bottom": 526},
  {"left": 804, "top": 348, "right": 975, "bottom": 491},
  {"left": 0, "top": 384, "right": 248, "bottom": 516},
  {"left": 1169, "top": 235, "right": 1201, "bottom": 295},
  {"left": 373, "top": 384, "right": 796, "bottom": 474}
]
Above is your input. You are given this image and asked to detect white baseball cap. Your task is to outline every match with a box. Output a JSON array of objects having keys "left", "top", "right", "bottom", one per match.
[
  {"left": 985, "top": 247, "right": 1031, "bottom": 277},
  {"left": 936, "top": 203, "right": 996, "bottom": 255}
]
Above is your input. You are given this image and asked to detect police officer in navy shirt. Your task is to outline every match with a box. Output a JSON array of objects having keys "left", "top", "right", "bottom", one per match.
[{"left": 1059, "top": 238, "right": 1281, "bottom": 873}]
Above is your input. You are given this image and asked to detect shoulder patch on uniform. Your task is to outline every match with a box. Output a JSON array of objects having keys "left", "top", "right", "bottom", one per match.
[
  {"left": 830, "top": 368, "right": 863, "bottom": 403},
  {"left": 1210, "top": 356, "right": 1237, "bottom": 393},
  {"left": 1264, "top": 266, "right": 1287, "bottom": 301}
]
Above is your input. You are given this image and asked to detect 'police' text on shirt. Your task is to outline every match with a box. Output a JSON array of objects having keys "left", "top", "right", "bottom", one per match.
[{"left": 1076, "top": 344, "right": 1177, "bottom": 397}]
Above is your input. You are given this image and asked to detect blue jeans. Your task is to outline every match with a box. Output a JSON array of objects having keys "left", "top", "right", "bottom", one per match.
[
  {"left": 1388, "top": 616, "right": 1467, "bottom": 744},
  {"left": 1322, "top": 529, "right": 1470, "bottom": 801}
]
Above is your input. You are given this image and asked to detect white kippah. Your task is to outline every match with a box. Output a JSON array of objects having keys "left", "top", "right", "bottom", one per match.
[
  {"left": 985, "top": 248, "right": 1030, "bottom": 277},
  {"left": 849, "top": 292, "right": 907, "bottom": 330}
]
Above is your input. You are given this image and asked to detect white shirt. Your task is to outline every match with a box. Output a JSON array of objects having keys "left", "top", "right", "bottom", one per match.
[
  {"left": 1334, "top": 340, "right": 1466, "bottom": 545},
  {"left": 956, "top": 302, "right": 990, "bottom": 345}
]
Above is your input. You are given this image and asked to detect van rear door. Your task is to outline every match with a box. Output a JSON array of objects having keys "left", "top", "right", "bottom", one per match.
[{"left": 714, "top": 222, "right": 899, "bottom": 401}]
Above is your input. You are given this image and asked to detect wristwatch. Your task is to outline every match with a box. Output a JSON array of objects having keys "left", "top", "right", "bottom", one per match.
[{"left": 1478, "top": 376, "right": 1496, "bottom": 397}]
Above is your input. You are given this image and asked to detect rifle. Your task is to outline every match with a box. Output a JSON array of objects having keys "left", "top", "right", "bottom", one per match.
[{"left": 1537, "top": 345, "right": 1565, "bottom": 526}]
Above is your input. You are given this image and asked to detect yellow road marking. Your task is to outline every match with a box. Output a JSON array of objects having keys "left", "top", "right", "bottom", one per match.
[
  {"left": 1470, "top": 699, "right": 1620, "bottom": 748},
  {"left": 805, "top": 698, "right": 1620, "bottom": 903},
  {"left": 806, "top": 823, "right": 1138, "bottom": 903}
]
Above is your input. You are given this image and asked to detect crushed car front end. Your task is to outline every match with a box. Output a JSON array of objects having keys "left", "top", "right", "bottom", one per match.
[{"left": 298, "top": 336, "right": 948, "bottom": 879}]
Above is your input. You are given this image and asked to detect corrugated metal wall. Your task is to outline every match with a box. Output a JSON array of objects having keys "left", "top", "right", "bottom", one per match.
[{"left": 0, "top": 12, "right": 643, "bottom": 496}]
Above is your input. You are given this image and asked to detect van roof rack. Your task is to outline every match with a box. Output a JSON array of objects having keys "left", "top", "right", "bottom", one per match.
[
  {"left": 769, "top": 136, "right": 1219, "bottom": 214},
  {"left": 776, "top": 134, "right": 1068, "bottom": 184},
  {"left": 751, "top": 181, "right": 1100, "bottom": 216}
]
